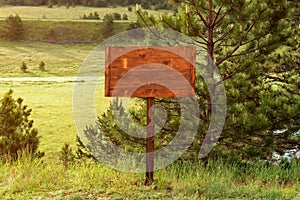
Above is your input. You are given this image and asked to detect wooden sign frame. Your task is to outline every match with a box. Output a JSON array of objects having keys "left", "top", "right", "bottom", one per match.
[
  {"left": 104, "top": 46, "right": 196, "bottom": 184},
  {"left": 105, "top": 46, "right": 196, "bottom": 98}
]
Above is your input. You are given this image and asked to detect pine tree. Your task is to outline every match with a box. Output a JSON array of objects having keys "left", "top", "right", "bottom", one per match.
[
  {"left": 1, "top": 14, "right": 24, "bottom": 41},
  {"left": 39, "top": 61, "right": 45, "bottom": 71},
  {"left": 60, "top": 143, "right": 75, "bottom": 170},
  {"left": 101, "top": 14, "right": 114, "bottom": 38},
  {"left": 122, "top": 13, "right": 128, "bottom": 20},
  {"left": 21, "top": 61, "right": 27, "bottom": 73},
  {"left": 132, "top": 0, "right": 300, "bottom": 160},
  {"left": 0, "top": 90, "right": 41, "bottom": 161}
]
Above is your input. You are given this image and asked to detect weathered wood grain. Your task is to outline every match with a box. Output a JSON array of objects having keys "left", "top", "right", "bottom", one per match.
[{"left": 105, "top": 46, "right": 196, "bottom": 97}]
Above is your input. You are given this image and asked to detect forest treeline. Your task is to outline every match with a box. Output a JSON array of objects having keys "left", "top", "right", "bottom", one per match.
[{"left": 0, "top": 0, "right": 175, "bottom": 9}]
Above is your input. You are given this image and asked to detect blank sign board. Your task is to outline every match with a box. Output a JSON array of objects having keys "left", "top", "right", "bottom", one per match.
[{"left": 105, "top": 46, "right": 196, "bottom": 98}]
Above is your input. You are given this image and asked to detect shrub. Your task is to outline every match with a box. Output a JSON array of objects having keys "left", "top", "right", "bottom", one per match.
[
  {"left": 101, "top": 14, "right": 114, "bottom": 38},
  {"left": 39, "top": 61, "right": 45, "bottom": 71},
  {"left": 48, "top": 0, "right": 53, "bottom": 8},
  {"left": 122, "top": 13, "right": 128, "bottom": 20},
  {"left": 113, "top": 12, "right": 121, "bottom": 20},
  {"left": 21, "top": 61, "right": 27, "bottom": 72},
  {"left": 0, "top": 90, "right": 42, "bottom": 161},
  {"left": 60, "top": 143, "right": 75, "bottom": 170},
  {"left": 1, "top": 14, "right": 24, "bottom": 41},
  {"left": 80, "top": 12, "right": 100, "bottom": 20}
]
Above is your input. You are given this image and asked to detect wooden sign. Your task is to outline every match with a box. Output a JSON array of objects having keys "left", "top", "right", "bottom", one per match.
[
  {"left": 105, "top": 46, "right": 196, "bottom": 98},
  {"left": 104, "top": 46, "right": 196, "bottom": 185}
]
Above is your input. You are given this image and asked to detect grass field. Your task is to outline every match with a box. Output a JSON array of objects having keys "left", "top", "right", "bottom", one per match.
[
  {"left": 0, "top": 80, "right": 299, "bottom": 199},
  {"left": 0, "top": 5, "right": 169, "bottom": 21},
  {"left": 0, "top": 156, "right": 299, "bottom": 199},
  {"left": 0, "top": 41, "right": 95, "bottom": 77},
  {"left": 0, "top": 40, "right": 109, "bottom": 157},
  {"left": 0, "top": 19, "right": 131, "bottom": 42},
  {"left": 0, "top": 80, "right": 110, "bottom": 159}
]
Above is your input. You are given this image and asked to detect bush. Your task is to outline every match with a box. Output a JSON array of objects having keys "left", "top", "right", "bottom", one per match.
[
  {"left": 122, "top": 13, "right": 128, "bottom": 20},
  {"left": 101, "top": 14, "right": 114, "bottom": 38},
  {"left": 48, "top": 0, "right": 53, "bottom": 8},
  {"left": 0, "top": 90, "right": 42, "bottom": 161},
  {"left": 113, "top": 12, "right": 121, "bottom": 20},
  {"left": 60, "top": 143, "right": 75, "bottom": 170},
  {"left": 80, "top": 12, "right": 100, "bottom": 20},
  {"left": 1, "top": 14, "right": 24, "bottom": 41},
  {"left": 39, "top": 61, "right": 45, "bottom": 71},
  {"left": 21, "top": 61, "right": 27, "bottom": 72}
]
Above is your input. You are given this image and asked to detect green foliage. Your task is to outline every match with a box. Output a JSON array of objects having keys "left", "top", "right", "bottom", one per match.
[
  {"left": 112, "top": 12, "right": 121, "bottom": 20},
  {"left": 75, "top": 135, "right": 95, "bottom": 160},
  {"left": 80, "top": 11, "right": 100, "bottom": 20},
  {"left": 0, "top": 157, "right": 299, "bottom": 199},
  {"left": 83, "top": 99, "right": 145, "bottom": 158},
  {"left": 1, "top": 14, "right": 24, "bottom": 41},
  {"left": 48, "top": 0, "right": 53, "bottom": 8},
  {"left": 20, "top": 61, "right": 27, "bottom": 73},
  {"left": 39, "top": 61, "right": 45, "bottom": 71},
  {"left": 0, "top": 89, "right": 41, "bottom": 161},
  {"left": 133, "top": 0, "right": 300, "bottom": 160},
  {"left": 122, "top": 13, "right": 128, "bottom": 20},
  {"left": 127, "top": 20, "right": 143, "bottom": 30},
  {"left": 101, "top": 13, "right": 115, "bottom": 38},
  {"left": 60, "top": 143, "right": 75, "bottom": 170}
]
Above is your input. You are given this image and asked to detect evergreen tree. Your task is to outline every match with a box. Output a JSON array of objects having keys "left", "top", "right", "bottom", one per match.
[
  {"left": 60, "top": 143, "right": 75, "bottom": 170},
  {"left": 1, "top": 14, "right": 24, "bottom": 41},
  {"left": 122, "top": 13, "right": 128, "bottom": 20},
  {"left": 39, "top": 61, "right": 45, "bottom": 71},
  {"left": 112, "top": 12, "right": 121, "bottom": 20},
  {"left": 21, "top": 61, "right": 27, "bottom": 72},
  {"left": 101, "top": 14, "right": 114, "bottom": 38},
  {"left": 0, "top": 90, "right": 41, "bottom": 161},
  {"left": 131, "top": 0, "right": 300, "bottom": 160}
]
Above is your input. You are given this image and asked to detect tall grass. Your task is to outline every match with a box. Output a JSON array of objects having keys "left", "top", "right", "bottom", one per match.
[{"left": 0, "top": 155, "right": 299, "bottom": 199}]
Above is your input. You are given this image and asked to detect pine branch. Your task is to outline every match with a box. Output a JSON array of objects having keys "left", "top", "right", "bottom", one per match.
[
  {"left": 161, "top": 18, "right": 179, "bottom": 32},
  {"left": 186, "top": 12, "right": 208, "bottom": 43},
  {"left": 212, "top": 4, "right": 227, "bottom": 27},
  {"left": 215, "top": 42, "right": 242, "bottom": 66},
  {"left": 189, "top": 0, "right": 208, "bottom": 27},
  {"left": 214, "top": 24, "right": 236, "bottom": 48}
]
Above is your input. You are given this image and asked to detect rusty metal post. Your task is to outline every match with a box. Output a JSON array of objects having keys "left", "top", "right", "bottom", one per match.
[{"left": 145, "top": 97, "right": 155, "bottom": 185}]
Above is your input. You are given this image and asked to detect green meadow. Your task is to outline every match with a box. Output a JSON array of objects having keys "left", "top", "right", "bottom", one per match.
[
  {"left": 3, "top": 6, "right": 136, "bottom": 20},
  {"left": 0, "top": 41, "right": 95, "bottom": 77},
  {"left": 0, "top": 80, "right": 111, "bottom": 158},
  {"left": 0, "top": 5, "right": 168, "bottom": 21}
]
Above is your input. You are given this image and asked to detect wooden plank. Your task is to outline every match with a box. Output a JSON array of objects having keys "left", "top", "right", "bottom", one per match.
[
  {"left": 109, "top": 83, "right": 193, "bottom": 90},
  {"left": 109, "top": 59, "right": 194, "bottom": 69},
  {"left": 105, "top": 46, "right": 196, "bottom": 98},
  {"left": 106, "top": 46, "right": 196, "bottom": 65},
  {"left": 109, "top": 89, "right": 194, "bottom": 97},
  {"left": 109, "top": 67, "right": 192, "bottom": 76}
]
